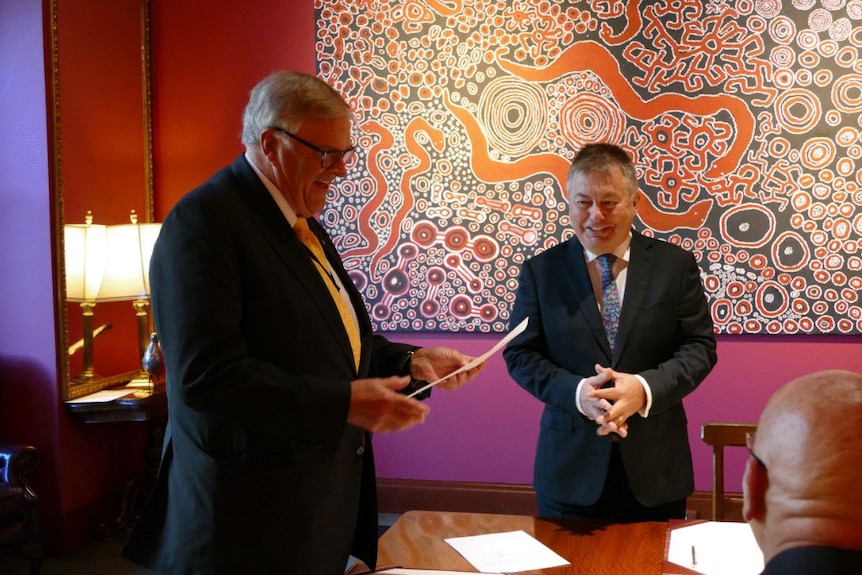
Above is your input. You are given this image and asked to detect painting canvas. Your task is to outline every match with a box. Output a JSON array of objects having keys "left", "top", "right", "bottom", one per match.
[{"left": 316, "top": 0, "right": 861, "bottom": 335}]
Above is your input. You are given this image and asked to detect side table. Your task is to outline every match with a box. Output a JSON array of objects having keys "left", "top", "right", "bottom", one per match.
[{"left": 66, "top": 386, "right": 168, "bottom": 539}]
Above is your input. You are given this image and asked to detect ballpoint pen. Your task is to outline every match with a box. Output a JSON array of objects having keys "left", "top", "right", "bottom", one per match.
[{"left": 691, "top": 544, "right": 697, "bottom": 567}]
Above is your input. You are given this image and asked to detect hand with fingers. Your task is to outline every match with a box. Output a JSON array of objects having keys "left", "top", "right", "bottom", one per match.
[
  {"left": 348, "top": 376, "right": 431, "bottom": 432},
  {"left": 410, "top": 346, "right": 485, "bottom": 391},
  {"left": 577, "top": 367, "right": 615, "bottom": 420},
  {"left": 589, "top": 364, "right": 646, "bottom": 438}
]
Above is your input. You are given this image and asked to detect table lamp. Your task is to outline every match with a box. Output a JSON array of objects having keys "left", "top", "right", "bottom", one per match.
[
  {"left": 64, "top": 211, "right": 108, "bottom": 383},
  {"left": 97, "top": 210, "right": 162, "bottom": 389}
]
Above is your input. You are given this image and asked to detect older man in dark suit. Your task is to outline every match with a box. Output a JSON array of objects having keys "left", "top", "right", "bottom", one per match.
[
  {"left": 122, "top": 71, "right": 482, "bottom": 575},
  {"left": 504, "top": 143, "right": 717, "bottom": 521}
]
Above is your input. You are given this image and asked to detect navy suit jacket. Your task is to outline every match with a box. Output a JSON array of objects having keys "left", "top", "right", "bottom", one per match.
[
  {"left": 504, "top": 232, "right": 716, "bottom": 508},
  {"left": 122, "top": 155, "right": 416, "bottom": 574}
]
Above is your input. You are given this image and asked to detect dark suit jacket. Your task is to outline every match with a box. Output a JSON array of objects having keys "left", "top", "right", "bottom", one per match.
[
  {"left": 122, "top": 155, "right": 417, "bottom": 575},
  {"left": 760, "top": 546, "right": 862, "bottom": 574},
  {"left": 503, "top": 232, "right": 716, "bottom": 508}
]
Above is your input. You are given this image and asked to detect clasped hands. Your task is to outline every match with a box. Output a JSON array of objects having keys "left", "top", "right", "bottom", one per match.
[
  {"left": 347, "top": 346, "right": 484, "bottom": 433},
  {"left": 578, "top": 364, "right": 646, "bottom": 438}
]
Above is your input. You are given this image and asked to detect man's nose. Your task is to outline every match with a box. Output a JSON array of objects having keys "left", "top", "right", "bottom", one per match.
[{"left": 328, "top": 159, "right": 348, "bottom": 177}]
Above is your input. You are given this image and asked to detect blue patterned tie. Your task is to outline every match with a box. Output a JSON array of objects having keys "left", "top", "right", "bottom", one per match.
[{"left": 599, "top": 254, "right": 620, "bottom": 350}]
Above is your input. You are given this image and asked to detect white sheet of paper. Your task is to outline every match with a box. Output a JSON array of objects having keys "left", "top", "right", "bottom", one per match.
[
  {"left": 64, "top": 389, "right": 133, "bottom": 403},
  {"left": 667, "top": 521, "right": 763, "bottom": 575},
  {"left": 407, "top": 318, "right": 528, "bottom": 398},
  {"left": 444, "top": 529, "right": 569, "bottom": 573}
]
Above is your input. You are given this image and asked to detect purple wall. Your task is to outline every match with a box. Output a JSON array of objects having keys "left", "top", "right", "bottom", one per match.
[
  {"left": 0, "top": 0, "right": 63, "bottom": 522},
  {"left": 0, "top": 2, "right": 56, "bottom": 353},
  {"left": 375, "top": 332, "right": 862, "bottom": 492}
]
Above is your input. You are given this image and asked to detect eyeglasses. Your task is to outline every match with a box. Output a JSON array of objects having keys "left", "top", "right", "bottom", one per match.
[
  {"left": 746, "top": 432, "right": 767, "bottom": 470},
  {"left": 269, "top": 127, "right": 356, "bottom": 169}
]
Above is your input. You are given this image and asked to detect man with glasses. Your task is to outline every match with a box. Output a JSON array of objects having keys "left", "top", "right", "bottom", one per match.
[
  {"left": 743, "top": 369, "right": 862, "bottom": 574},
  {"left": 122, "top": 71, "right": 484, "bottom": 575}
]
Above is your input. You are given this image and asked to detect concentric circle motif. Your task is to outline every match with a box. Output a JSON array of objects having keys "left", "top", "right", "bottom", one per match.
[
  {"left": 756, "top": 0, "right": 783, "bottom": 18},
  {"left": 774, "top": 89, "right": 822, "bottom": 133},
  {"left": 772, "top": 231, "right": 811, "bottom": 272},
  {"left": 559, "top": 91, "right": 625, "bottom": 149},
  {"left": 800, "top": 137, "right": 836, "bottom": 169},
  {"left": 720, "top": 204, "right": 776, "bottom": 248},
  {"left": 832, "top": 74, "right": 862, "bottom": 113},
  {"left": 478, "top": 77, "right": 547, "bottom": 157}
]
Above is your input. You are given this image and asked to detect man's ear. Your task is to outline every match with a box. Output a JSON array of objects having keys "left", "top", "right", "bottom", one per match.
[
  {"left": 742, "top": 457, "right": 767, "bottom": 522},
  {"left": 260, "top": 129, "right": 279, "bottom": 160}
]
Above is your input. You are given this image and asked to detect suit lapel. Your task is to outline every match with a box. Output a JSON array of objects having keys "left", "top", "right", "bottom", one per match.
[
  {"left": 563, "top": 237, "right": 612, "bottom": 357},
  {"left": 229, "top": 156, "right": 359, "bottom": 372},
  {"left": 615, "top": 231, "right": 653, "bottom": 358}
]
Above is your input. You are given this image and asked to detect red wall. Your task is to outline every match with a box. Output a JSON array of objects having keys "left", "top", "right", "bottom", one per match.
[
  {"left": 149, "top": 0, "right": 862, "bottom": 496},
  {"left": 150, "top": 0, "right": 319, "bottom": 215}
]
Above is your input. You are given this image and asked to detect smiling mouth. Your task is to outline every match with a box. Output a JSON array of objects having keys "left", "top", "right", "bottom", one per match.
[{"left": 588, "top": 225, "right": 613, "bottom": 234}]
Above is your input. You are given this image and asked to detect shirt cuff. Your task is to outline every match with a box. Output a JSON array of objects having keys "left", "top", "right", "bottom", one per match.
[
  {"left": 635, "top": 374, "right": 653, "bottom": 417},
  {"left": 575, "top": 378, "right": 588, "bottom": 417}
]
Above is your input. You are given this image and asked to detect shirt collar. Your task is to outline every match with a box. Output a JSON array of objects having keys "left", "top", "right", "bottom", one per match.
[
  {"left": 245, "top": 151, "right": 299, "bottom": 226},
  {"left": 583, "top": 232, "right": 633, "bottom": 264}
]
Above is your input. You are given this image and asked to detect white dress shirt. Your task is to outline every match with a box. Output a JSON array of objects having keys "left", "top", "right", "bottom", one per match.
[{"left": 575, "top": 235, "right": 654, "bottom": 419}]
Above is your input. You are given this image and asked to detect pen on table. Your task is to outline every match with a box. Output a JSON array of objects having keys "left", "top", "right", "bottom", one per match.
[{"left": 691, "top": 544, "right": 697, "bottom": 566}]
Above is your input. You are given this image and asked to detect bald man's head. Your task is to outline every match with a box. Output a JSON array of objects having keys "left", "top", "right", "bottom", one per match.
[{"left": 743, "top": 370, "right": 862, "bottom": 562}]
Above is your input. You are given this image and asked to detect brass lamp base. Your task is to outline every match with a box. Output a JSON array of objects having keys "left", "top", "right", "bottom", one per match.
[{"left": 126, "top": 373, "right": 154, "bottom": 389}]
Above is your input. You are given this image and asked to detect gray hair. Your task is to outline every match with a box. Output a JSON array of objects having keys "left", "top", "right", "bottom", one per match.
[
  {"left": 566, "top": 143, "right": 639, "bottom": 198},
  {"left": 240, "top": 71, "right": 352, "bottom": 148}
]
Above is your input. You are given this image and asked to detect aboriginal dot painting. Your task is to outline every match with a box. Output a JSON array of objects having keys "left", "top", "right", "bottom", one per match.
[{"left": 315, "top": 0, "right": 862, "bottom": 335}]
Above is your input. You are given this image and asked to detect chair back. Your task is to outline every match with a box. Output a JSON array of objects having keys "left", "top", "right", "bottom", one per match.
[{"left": 700, "top": 422, "right": 757, "bottom": 521}]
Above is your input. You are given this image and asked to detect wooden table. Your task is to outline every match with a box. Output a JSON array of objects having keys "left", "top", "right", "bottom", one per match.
[
  {"left": 377, "top": 510, "right": 702, "bottom": 574},
  {"left": 66, "top": 385, "right": 167, "bottom": 423},
  {"left": 66, "top": 386, "right": 168, "bottom": 538}
]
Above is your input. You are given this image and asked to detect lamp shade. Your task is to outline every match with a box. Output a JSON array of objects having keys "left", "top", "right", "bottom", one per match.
[
  {"left": 97, "top": 212, "right": 162, "bottom": 302},
  {"left": 64, "top": 213, "right": 107, "bottom": 302}
]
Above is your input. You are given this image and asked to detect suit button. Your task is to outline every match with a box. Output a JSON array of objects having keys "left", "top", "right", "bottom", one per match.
[{"left": 356, "top": 445, "right": 365, "bottom": 456}]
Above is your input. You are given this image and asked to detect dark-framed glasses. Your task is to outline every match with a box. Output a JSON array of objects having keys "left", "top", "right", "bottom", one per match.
[
  {"left": 269, "top": 127, "right": 357, "bottom": 169},
  {"left": 746, "top": 432, "right": 767, "bottom": 470}
]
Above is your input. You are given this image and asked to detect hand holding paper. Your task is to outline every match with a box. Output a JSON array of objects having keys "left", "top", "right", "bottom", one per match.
[
  {"left": 409, "top": 346, "right": 485, "bottom": 393},
  {"left": 408, "top": 318, "right": 528, "bottom": 398}
]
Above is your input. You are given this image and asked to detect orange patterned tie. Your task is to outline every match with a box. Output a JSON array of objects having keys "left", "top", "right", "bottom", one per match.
[{"left": 294, "top": 217, "right": 361, "bottom": 369}]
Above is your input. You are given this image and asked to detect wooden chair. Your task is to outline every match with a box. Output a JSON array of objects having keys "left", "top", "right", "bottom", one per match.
[{"left": 700, "top": 422, "right": 757, "bottom": 521}]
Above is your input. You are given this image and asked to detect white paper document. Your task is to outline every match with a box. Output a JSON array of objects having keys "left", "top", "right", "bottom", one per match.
[
  {"left": 667, "top": 521, "right": 763, "bottom": 575},
  {"left": 408, "top": 318, "right": 528, "bottom": 398},
  {"left": 444, "top": 529, "right": 569, "bottom": 573},
  {"left": 65, "top": 389, "right": 133, "bottom": 403}
]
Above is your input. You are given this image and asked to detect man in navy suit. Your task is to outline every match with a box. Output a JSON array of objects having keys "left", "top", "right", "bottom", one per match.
[
  {"left": 744, "top": 369, "right": 862, "bottom": 574},
  {"left": 504, "top": 143, "right": 717, "bottom": 521},
  {"left": 122, "top": 71, "right": 483, "bottom": 575}
]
